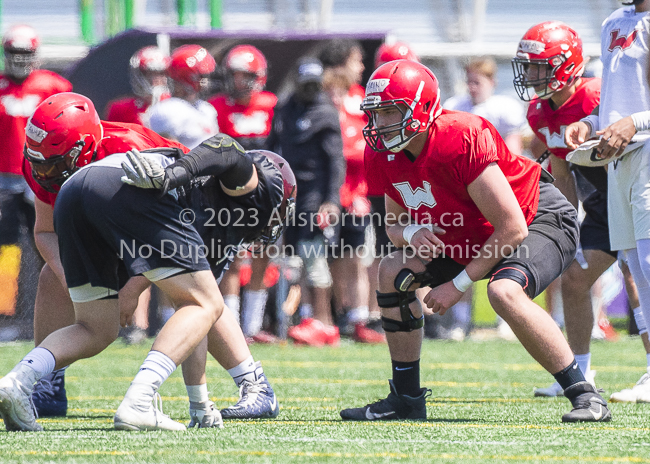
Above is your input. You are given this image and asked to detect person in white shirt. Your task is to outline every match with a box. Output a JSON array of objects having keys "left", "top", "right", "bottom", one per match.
[
  {"left": 566, "top": 0, "right": 650, "bottom": 403},
  {"left": 147, "top": 44, "right": 219, "bottom": 149},
  {"left": 444, "top": 57, "right": 525, "bottom": 156}
]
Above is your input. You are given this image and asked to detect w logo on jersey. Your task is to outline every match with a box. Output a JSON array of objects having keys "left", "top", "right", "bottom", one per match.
[
  {"left": 393, "top": 181, "right": 436, "bottom": 210},
  {"left": 608, "top": 29, "right": 638, "bottom": 52},
  {"left": 0, "top": 94, "right": 42, "bottom": 117},
  {"left": 538, "top": 126, "right": 567, "bottom": 149}
]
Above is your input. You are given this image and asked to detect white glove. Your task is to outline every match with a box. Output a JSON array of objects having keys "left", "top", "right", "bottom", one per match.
[{"left": 120, "top": 149, "right": 166, "bottom": 189}]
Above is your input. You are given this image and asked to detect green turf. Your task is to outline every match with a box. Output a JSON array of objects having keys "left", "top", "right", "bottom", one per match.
[{"left": 1, "top": 337, "right": 649, "bottom": 463}]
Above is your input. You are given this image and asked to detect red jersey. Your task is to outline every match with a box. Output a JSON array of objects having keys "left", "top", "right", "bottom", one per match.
[
  {"left": 0, "top": 70, "right": 72, "bottom": 175},
  {"left": 339, "top": 84, "right": 369, "bottom": 210},
  {"left": 209, "top": 91, "right": 276, "bottom": 142},
  {"left": 365, "top": 110, "right": 542, "bottom": 265},
  {"left": 23, "top": 121, "right": 189, "bottom": 207},
  {"left": 105, "top": 96, "right": 152, "bottom": 125},
  {"left": 527, "top": 77, "right": 600, "bottom": 160}
]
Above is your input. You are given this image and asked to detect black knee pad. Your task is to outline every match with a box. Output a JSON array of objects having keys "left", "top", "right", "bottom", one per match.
[
  {"left": 489, "top": 264, "right": 535, "bottom": 299},
  {"left": 394, "top": 268, "right": 434, "bottom": 292},
  {"left": 376, "top": 290, "right": 424, "bottom": 333}
]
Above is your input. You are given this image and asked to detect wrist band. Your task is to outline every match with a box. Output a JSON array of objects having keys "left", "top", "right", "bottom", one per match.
[
  {"left": 452, "top": 269, "right": 473, "bottom": 293},
  {"left": 579, "top": 114, "right": 599, "bottom": 140},
  {"left": 631, "top": 111, "right": 650, "bottom": 132},
  {"left": 402, "top": 224, "right": 433, "bottom": 245}
]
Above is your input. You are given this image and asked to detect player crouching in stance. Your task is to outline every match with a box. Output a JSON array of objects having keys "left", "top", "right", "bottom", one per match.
[
  {"left": 0, "top": 133, "right": 295, "bottom": 431},
  {"left": 339, "top": 60, "right": 611, "bottom": 423}
]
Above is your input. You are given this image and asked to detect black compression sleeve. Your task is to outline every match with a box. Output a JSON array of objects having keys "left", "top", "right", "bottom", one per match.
[{"left": 163, "top": 134, "right": 254, "bottom": 191}]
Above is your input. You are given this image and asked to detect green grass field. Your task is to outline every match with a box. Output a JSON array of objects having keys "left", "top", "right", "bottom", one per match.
[{"left": 1, "top": 337, "right": 649, "bottom": 464}]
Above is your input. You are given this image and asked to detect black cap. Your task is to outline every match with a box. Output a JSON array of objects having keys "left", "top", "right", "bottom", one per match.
[{"left": 296, "top": 57, "right": 324, "bottom": 84}]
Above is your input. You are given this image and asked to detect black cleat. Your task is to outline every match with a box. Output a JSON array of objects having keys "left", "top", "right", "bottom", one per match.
[
  {"left": 562, "top": 381, "right": 612, "bottom": 423},
  {"left": 32, "top": 370, "right": 67, "bottom": 417},
  {"left": 340, "top": 380, "right": 430, "bottom": 421}
]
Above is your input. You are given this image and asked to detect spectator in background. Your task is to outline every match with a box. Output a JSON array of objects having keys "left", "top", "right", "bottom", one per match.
[
  {"left": 444, "top": 57, "right": 526, "bottom": 156},
  {"left": 147, "top": 44, "right": 218, "bottom": 149},
  {"left": 0, "top": 25, "right": 71, "bottom": 325},
  {"left": 366, "top": 41, "right": 420, "bottom": 338},
  {"left": 209, "top": 45, "right": 278, "bottom": 341},
  {"left": 267, "top": 57, "right": 346, "bottom": 346},
  {"left": 319, "top": 39, "right": 384, "bottom": 343},
  {"left": 104, "top": 46, "right": 170, "bottom": 125}
]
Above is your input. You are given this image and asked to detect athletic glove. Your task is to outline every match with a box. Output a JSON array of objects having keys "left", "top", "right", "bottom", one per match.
[{"left": 121, "top": 149, "right": 167, "bottom": 190}]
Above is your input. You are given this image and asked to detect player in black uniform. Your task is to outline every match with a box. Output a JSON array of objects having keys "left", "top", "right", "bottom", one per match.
[{"left": 0, "top": 134, "right": 295, "bottom": 432}]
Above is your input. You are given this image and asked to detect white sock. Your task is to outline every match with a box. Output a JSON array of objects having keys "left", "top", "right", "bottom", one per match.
[
  {"left": 347, "top": 306, "right": 370, "bottom": 324},
  {"left": 186, "top": 384, "right": 209, "bottom": 403},
  {"left": 19, "top": 347, "right": 56, "bottom": 381},
  {"left": 241, "top": 289, "right": 268, "bottom": 337},
  {"left": 223, "top": 294, "right": 241, "bottom": 322},
  {"left": 227, "top": 356, "right": 262, "bottom": 386},
  {"left": 633, "top": 306, "right": 648, "bottom": 335},
  {"left": 132, "top": 350, "right": 177, "bottom": 390},
  {"left": 299, "top": 304, "right": 313, "bottom": 319},
  {"left": 647, "top": 354, "right": 650, "bottom": 369},
  {"left": 574, "top": 353, "right": 591, "bottom": 376}
]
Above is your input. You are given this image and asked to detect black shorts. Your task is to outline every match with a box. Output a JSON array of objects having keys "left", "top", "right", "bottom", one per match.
[
  {"left": 421, "top": 182, "right": 579, "bottom": 299},
  {"left": 369, "top": 195, "right": 396, "bottom": 258},
  {"left": 332, "top": 213, "right": 369, "bottom": 251},
  {"left": 580, "top": 190, "right": 617, "bottom": 258},
  {"left": 54, "top": 166, "right": 210, "bottom": 293}
]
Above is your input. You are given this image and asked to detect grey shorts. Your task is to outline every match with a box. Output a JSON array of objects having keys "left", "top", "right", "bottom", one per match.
[{"left": 422, "top": 182, "right": 579, "bottom": 299}]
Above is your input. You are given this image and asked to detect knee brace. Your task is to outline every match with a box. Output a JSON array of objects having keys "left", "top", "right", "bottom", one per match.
[
  {"left": 376, "top": 290, "right": 423, "bottom": 332},
  {"left": 376, "top": 268, "right": 430, "bottom": 333}
]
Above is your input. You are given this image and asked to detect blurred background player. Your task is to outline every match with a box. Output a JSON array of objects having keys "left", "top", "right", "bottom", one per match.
[
  {"left": 0, "top": 24, "right": 71, "bottom": 330},
  {"left": 104, "top": 46, "right": 170, "bottom": 125},
  {"left": 267, "top": 57, "right": 346, "bottom": 346},
  {"left": 104, "top": 45, "right": 172, "bottom": 343},
  {"left": 147, "top": 44, "right": 218, "bottom": 149},
  {"left": 512, "top": 20, "right": 649, "bottom": 397},
  {"left": 319, "top": 39, "right": 384, "bottom": 343},
  {"left": 208, "top": 45, "right": 278, "bottom": 341},
  {"left": 365, "top": 41, "right": 420, "bottom": 340}
]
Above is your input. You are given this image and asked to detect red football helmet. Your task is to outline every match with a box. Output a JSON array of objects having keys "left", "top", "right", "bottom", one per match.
[
  {"left": 3, "top": 24, "right": 39, "bottom": 80},
  {"left": 249, "top": 150, "right": 296, "bottom": 247},
  {"left": 224, "top": 45, "right": 268, "bottom": 99},
  {"left": 361, "top": 60, "right": 442, "bottom": 153},
  {"left": 24, "top": 92, "right": 103, "bottom": 193},
  {"left": 168, "top": 44, "right": 216, "bottom": 93},
  {"left": 129, "top": 46, "right": 171, "bottom": 99},
  {"left": 512, "top": 21, "right": 585, "bottom": 101},
  {"left": 374, "top": 42, "right": 419, "bottom": 69}
]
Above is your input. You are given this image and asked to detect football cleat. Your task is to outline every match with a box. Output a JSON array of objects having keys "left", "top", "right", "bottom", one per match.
[
  {"left": 288, "top": 318, "right": 340, "bottom": 347},
  {"left": 561, "top": 381, "right": 611, "bottom": 423},
  {"left": 0, "top": 364, "right": 42, "bottom": 431},
  {"left": 221, "top": 373, "right": 279, "bottom": 420},
  {"left": 32, "top": 369, "right": 67, "bottom": 417},
  {"left": 534, "top": 381, "right": 563, "bottom": 397},
  {"left": 353, "top": 323, "right": 387, "bottom": 344},
  {"left": 189, "top": 400, "right": 223, "bottom": 428},
  {"left": 340, "top": 380, "right": 431, "bottom": 421},
  {"left": 609, "top": 369, "right": 650, "bottom": 403},
  {"left": 114, "top": 385, "right": 186, "bottom": 431},
  {"left": 535, "top": 370, "right": 597, "bottom": 398}
]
